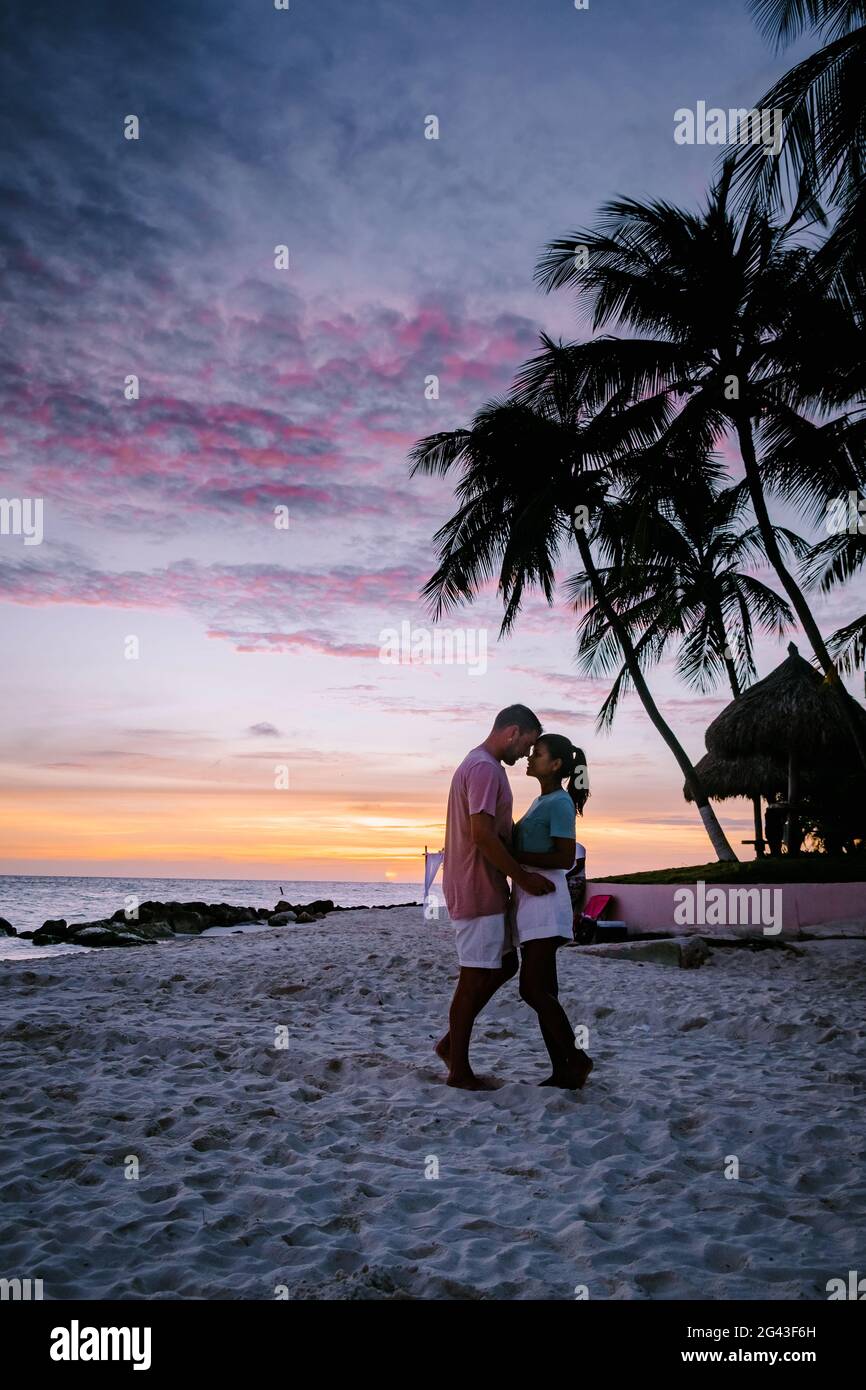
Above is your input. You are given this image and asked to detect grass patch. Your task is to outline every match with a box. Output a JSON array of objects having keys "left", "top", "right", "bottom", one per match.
[{"left": 600, "top": 856, "right": 866, "bottom": 885}]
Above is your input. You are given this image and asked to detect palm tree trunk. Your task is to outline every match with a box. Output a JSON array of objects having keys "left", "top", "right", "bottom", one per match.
[
  {"left": 735, "top": 413, "right": 866, "bottom": 776},
  {"left": 574, "top": 529, "right": 738, "bottom": 861},
  {"left": 710, "top": 604, "right": 764, "bottom": 858}
]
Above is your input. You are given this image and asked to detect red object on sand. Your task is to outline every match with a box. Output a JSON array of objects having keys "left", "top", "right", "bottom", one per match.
[
  {"left": 573, "top": 894, "right": 613, "bottom": 944},
  {"left": 581, "top": 895, "right": 612, "bottom": 921}
]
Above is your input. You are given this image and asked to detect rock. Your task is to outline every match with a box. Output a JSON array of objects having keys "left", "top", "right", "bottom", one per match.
[
  {"left": 801, "top": 921, "right": 866, "bottom": 939},
  {"left": 18, "top": 931, "right": 35, "bottom": 939},
  {"left": 67, "top": 924, "right": 154, "bottom": 948},
  {"left": 581, "top": 936, "right": 711, "bottom": 968},
  {"left": 680, "top": 936, "right": 711, "bottom": 969},
  {"left": 129, "top": 900, "right": 211, "bottom": 931},
  {"left": 274, "top": 900, "right": 293, "bottom": 913},
  {"left": 207, "top": 903, "right": 250, "bottom": 927},
  {"left": 168, "top": 910, "right": 207, "bottom": 935},
  {"left": 305, "top": 899, "right": 335, "bottom": 915},
  {"left": 133, "top": 900, "right": 170, "bottom": 922},
  {"left": 294, "top": 911, "right": 315, "bottom": 924},
  {"left": 33, "top": 920, "right": 70, "bottom": 943},
  {"left": 268, "top": 911, "right": 298, "bottom": 925},
  {"left": 108, "top": 911, "right": 171, "bottom": 934},
  {"left": 120, "top": 919, "right": 174, "bottom": 940},
  {"left": 0, "top": 918, "right": 17, "bottom": 936}
]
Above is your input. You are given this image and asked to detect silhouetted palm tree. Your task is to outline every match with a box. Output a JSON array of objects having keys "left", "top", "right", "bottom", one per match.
[
  {"left": 409, "top": 346, "right": 739, "bottom": 861},
  {"left": 569, "top": 477, "right": 804, "bottom": 853},
  {"left": 731, "top": 0, "right": 866, "bottom": 300},
  {"left": 533, "top": 164, "right": 866, "bottom": 771},
  {"left": 793, "top": 410, "right": 866, "bottom": 674}
]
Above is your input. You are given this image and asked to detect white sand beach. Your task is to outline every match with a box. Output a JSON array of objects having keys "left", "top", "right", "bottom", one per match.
[{"left": 2, "top": 907, "right": 865, "bottom": 1300}]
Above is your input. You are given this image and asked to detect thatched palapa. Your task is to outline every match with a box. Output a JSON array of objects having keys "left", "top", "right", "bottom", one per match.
[
  {"left": 683, "top": 751, "right": 788, "bottom": 805},
  {"left": 705, "top": 643, "right": 866, "bottom": 764}
]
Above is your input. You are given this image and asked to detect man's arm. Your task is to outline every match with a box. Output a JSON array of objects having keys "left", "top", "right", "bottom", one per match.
[
  {"left": 470, "top": 813, "right": 555, "bottom": 895},
  {"left": 515, "top": 837, "right": 576, "bottom": 871}
]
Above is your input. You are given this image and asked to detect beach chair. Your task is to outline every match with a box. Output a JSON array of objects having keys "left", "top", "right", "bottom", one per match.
[{"left": 573, "top": 894, "right": 612, "bottom": 944}]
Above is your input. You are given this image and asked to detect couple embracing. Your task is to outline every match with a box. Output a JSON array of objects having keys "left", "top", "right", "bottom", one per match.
[{"left": 435, "top": 704, "right": 593, "bottom": 1092}]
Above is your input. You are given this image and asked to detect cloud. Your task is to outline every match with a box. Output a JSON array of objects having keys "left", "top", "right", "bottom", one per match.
[
  {"left": 247, "top": 721, "right": 282, "bottom": 737},
  {"left": 534, "top": 706, "right": 596, "bottom": 726},
  {"left": 0, "top": 292, "right": 539, "bottom": 537},
  {"left": 0, "top": 552, "right": 433, "bottom": 656}
]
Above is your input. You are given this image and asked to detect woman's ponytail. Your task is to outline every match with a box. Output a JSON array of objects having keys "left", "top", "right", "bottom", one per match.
[
  {"left": 535, "top": 734, "right": 589, "bottom": 814},
  {"left": 568, "top": 745, "right": 589, "bottom": 816}
]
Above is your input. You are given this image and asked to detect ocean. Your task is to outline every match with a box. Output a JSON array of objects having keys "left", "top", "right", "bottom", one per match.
[{"left": 0, "top": 875, "right": 424, "bottom": 959}]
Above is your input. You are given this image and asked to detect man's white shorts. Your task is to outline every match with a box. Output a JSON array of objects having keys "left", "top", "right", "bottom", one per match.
[{"left": 452, "top": 912, "right": 517, "bottom": 969}]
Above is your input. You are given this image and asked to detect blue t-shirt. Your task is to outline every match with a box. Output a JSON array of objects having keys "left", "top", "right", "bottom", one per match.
[{"left": 515, "top": 788, "right": 576, "bottom": 855}]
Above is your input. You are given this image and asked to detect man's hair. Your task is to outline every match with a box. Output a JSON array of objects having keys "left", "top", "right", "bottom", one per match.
[{"left": 492, "top": 704, "right": 542, "bottom": 735}]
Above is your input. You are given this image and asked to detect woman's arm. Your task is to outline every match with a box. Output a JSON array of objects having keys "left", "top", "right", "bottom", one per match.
[
  {"left": 516, "top": 836, "right": 576, "bottom": 871},
  {"left": 470, "top": 814, "right": 556, "bottom": 894}
]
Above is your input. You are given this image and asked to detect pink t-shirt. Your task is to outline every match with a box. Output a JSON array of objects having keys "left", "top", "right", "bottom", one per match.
[{"left": 443, "top": 746, "right": 513, "bottom": 921}]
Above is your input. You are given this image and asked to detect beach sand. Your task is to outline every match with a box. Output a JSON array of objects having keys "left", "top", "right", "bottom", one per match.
[{"left": 2, "top": 907, "right": 865, "bottom": 1300}]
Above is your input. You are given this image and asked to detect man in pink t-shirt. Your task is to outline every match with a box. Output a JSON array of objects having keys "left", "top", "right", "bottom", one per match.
[{"left": 435, "top": 704, "right": 555, "bottom": 1090}]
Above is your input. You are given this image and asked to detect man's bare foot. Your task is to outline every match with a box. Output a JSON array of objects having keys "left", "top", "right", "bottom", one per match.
[
  {"left": 446, "top": 1071, "right": 498, "bottom": 1091},
  {"left": 434, "top": 1035, "right": 450, "bottom": 1066}
]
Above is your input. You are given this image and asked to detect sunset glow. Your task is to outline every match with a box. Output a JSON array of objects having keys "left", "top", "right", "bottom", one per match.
[{"left": 1, "top": 1, "right": 862, "bottom": 885}]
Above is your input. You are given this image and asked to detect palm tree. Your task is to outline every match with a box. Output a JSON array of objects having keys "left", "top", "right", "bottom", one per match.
[
  {"left": 533, "top": 164, "right": 866, "bottom": 772},
  {"left": 569, "top": 477, "right": 804, "bottom": 854},
  {"left": 409, "top": 346, "right": 739, "bottom": 861},
  {"left": 793, "top": 411, "right": 866, "bottom": 674},
  {"left": 730, "top": 0, "right": 866, "bottom": 300}
]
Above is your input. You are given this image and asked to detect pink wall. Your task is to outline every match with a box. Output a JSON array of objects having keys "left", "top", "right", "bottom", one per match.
[{"left": 585, "top": 880, "right": 866, "bottom": 937}]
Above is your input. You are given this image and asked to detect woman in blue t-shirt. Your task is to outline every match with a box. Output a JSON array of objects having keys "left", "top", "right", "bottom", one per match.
[{"left": 511, "top": 734, "right": 592, "bottom": 1089}]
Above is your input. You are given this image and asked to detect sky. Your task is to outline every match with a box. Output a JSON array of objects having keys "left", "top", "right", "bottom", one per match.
[{"left": 1, "top": 0, "right": 863, "bottom": 882}]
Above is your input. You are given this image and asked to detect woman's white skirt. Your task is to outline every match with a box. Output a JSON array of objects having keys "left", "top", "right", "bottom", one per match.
[{"left": 511, "top": 867, "right": 573, "bottom": 944}]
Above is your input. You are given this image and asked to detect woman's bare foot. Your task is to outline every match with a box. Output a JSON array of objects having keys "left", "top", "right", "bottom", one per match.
[
  {"left": 562, "top": 1054, "right": 593, "bottom": 1089},
  {"left": 575, "top": 1052, "right": 593, "bottom": 1086},
  {"left": 446, "top": 1070, "right": 498, "bottom": 1090},
  {"left": 541, "top": 1055, "right": 594, "bottom": 1089},
  {"left": 434, "top": 1035, "right": 450, "bottom": 1066}
]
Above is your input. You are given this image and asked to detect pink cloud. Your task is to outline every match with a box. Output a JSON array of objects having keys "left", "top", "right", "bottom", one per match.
[
  {"left": 0, "top": 292, "right": 540, "bottom": 534},
  {"left": 0, "top": 554, "right": 431, "bottom": 654}
]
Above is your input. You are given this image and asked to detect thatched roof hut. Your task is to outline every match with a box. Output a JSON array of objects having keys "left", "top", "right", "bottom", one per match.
[
  {"left": 699, "top": 643, "right": 866, "bottom": 853},
  {"left": 683, "top": 751, "right": 787, "bottom": 804},
  {"left": 705, "top": 643, "right": 866, "bottom": 761}
]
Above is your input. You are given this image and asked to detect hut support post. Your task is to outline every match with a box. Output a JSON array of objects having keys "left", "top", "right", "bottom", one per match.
[
  {"left": 751, "top": 796, "right": 765, "bottom": 857},
  {"left": 784, "top": 752, "right": 799, "bottom": 856}
]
